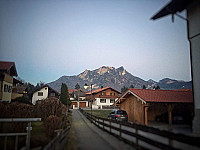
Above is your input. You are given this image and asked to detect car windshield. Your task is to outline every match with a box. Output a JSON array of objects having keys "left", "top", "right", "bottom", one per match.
[{"left": 117, "top": 110, "right": 127, "bottom": 114}]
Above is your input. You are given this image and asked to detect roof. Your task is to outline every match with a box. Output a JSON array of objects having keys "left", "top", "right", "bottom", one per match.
[
  {"left": 85, "top": 87, "right": 121, "bottom": 95},
  {"left": 0, "top": 61, "right": 18, "bottom": 76},
  {"left": 151, "top": 0, "right": 192, "bottom": 20},
  {"left": 34, "top": 84, "right": 60, "bottom": 95},
  {"left": 116, "top": 88, "right": 193, "bottom": 104},
  {"left": 68, "top": 89, "right": 78, "bottom": 94}
]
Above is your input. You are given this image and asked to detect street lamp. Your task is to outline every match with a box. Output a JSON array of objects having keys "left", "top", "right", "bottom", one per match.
[{"left": 84, "top": 83, "right": 93, "bottom": 122}]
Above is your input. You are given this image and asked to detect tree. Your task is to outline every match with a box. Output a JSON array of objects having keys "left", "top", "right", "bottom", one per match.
[
  {"left": 60, "top": 83, "right": 70, "bottom": 107},
  {"left": 155, "top": 85, "right": 160, "bottom": 90},
  {"left": 130, "top": 85, "right": 134, "bottom": 88},
  {"left": 142, "top": 85, "right": 146, "bottom": 89},
  {"left": 121, "top": 86, "right": 128, "bottom": 93},
  {"left": 75, "top": 83, "right": 80, "bottom": 90}
]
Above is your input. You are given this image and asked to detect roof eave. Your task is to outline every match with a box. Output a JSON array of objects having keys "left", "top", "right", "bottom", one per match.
[{"left": 151, "top": 0, "right": 192, "bottom": 20}]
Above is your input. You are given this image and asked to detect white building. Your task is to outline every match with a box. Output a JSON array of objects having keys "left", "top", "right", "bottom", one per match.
[{"left": 32, "top": 85, "right": 60, "bottom": 105}]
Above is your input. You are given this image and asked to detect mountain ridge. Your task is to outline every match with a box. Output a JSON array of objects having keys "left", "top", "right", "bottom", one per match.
[{"left": 48, "top": 66, "right": 192, "bottom": 92}]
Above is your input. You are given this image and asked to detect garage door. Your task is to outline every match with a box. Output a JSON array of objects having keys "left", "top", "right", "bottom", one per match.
[
  {"left": 72, "top": 102, "right": 77, "bottom": 107},
  {"left": 79, "top": 102, "right": 86, "bottom": 107}
]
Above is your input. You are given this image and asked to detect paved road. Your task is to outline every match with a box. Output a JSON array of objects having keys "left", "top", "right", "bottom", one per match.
[{"left": 72, "top": 110, "right": 135, "bottom": 150}]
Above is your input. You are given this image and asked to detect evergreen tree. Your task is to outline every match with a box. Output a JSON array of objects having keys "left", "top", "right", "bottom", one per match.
[
  {"left": 142, "top": 85, "right": 146, "bottom": 89},
  {"left": 60, "top": 83, "right": 70, "bottom": 106},
  {"left": 75, "top": 83, "right": 80, "bottom": 90},
  {"left": 121, "top": 86, "right": 128, "bottom": 93},
  {"left": 155, "top": 85, "right": 160, "bottom": 90},
  {"left": 130, "top": 85, "right": 134, "bottom": 88}
]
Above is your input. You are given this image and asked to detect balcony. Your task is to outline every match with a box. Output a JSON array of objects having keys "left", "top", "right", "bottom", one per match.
[{"left": 98, "top": 95, "right": 118, "bottom": 99}]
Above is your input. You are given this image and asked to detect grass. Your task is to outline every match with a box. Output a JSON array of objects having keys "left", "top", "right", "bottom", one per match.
[
  {"left": 65, "top": 111, "right": 77, "bottom": 150},
  {"left": 85, "top": 110, "right": 112, "bottom": 118},
  {"left": 31, "top": 121, "right": 50, "bottom": 148}
]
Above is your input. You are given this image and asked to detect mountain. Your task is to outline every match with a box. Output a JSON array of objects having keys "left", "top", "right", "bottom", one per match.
[
  {"left": 48, "top": 66, "right": 192, "bottom": 92},
  {"left": 156, "top": 78, "right": 192, "bottom": 90}
]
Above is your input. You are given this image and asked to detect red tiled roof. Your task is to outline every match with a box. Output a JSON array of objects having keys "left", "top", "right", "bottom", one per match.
[
  {"left": 68, "top": 89, "right": 78, "bottom": 94},
  {"left": 120, "top": 89, "right": 193, "bottom": 103},
  {"left": 85, "top": 87, "right": 121, "bottom": 95},
  {"left": 0, "top": 61, "right": 17, "bottom": 76},
  {"left": 0, "top": 61, "right": 14, "bottom": 70}
]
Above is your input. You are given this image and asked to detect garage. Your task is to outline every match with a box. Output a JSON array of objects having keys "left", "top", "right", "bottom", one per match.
[{"left": 79, "top": 102, "right": 86, "bottom": 107}]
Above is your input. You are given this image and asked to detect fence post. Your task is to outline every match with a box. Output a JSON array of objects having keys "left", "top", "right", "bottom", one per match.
[
  {"left": 26, "top": 122, "right": 32, "bottom": 150},
  {"left": 109, "top": 120, "right": 111, "bottom": 133},
  {"left": 15, "top": 135, "right": 18, "bottom": 150},
  {"left": 136, "top": 128, "right": 138, "bottom": 146},
  {"left": 4, "top": 136, "right": 7, "bottom": 150},
  {"left": 103, "top": 119, "right": 104, "bottom": 130},
  {"left": 169, "top": 138, "right": 173, "bottom": 147},
  {"left": 119, "top": 123, "right": 121, "bottom": 137}
]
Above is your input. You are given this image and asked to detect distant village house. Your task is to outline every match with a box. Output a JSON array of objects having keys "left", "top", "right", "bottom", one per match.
[
  {"left": 86, "top": 87, "right": 121, "bottom": 109},
  {"left": 32, "top": 84, "right": 60, "bottom": 105}
]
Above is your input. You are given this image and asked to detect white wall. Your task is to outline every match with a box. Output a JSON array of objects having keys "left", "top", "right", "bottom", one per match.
[
  {"left": 95, "top": 98, "right": 116, "bottom": 106},
  {"left": 2, "top": 81, "right": 12, "bottom": 102},
  {"left": 32, "top": 87, "right": 48, "bottom": 105},
  {"left": 187, "top": 0, "right": 200, "bottom": 134}
]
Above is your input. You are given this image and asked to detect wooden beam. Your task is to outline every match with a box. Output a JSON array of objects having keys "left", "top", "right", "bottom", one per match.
[{"left": 144, "top": 106, "right": 150, "bottom": 126}]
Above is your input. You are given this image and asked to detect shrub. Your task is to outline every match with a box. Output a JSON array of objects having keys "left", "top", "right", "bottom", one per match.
[
  {"left": 34, "top": 97, "right": 66, "bottom": 120},
  {"left": 12, "top": 96, "right": 32, "bottom": 105},
  {"left": 45, "top": 115, "right": 62, "bottom": 138},
  {"left": 0, "top": 102, "right": 34, "bottom": 132}
]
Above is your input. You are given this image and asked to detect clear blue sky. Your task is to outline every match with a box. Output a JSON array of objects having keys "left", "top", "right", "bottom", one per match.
[{"left": 0, "top": 0, "right": 191, "bottom": 85}]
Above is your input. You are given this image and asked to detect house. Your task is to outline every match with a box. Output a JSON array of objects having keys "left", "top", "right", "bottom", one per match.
[
  {"left": 85, "top": 87, "right": 121, "bottom": 109},
  {"left": 32, "top": 84, "right": 60, "bottom": 105},
  {"left": 151, "top": 0, "right": 200, "bottom": 134},
  {"left": 11, "top": 78, "right": 25, "bottom": 100},
  {"left": 0, "top": 61, "right": 18, "bottom": 102},
  {"left": 115, "top": 89, "right": 193, "bottom": 127},
  {"left": 70, "top": 89, "right": 88, "bottom": 108}
]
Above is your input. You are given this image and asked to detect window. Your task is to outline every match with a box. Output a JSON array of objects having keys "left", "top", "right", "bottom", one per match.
[
  {"left": 38, "top": 92, "right": 43, "bottom": 96},
  {"left": 4, "top": 84, "right": 12, "bottom": 93},
  {"left": 110, "top": 99, "right": 115, "bottom": 103},
  {"left": 8, "top": 86, "right": 12, "bottom": 93},
  {"left": 110, "top": 93, "right": 113, "bottom": 96},
  {"left": 50, "top": 92, "right": 55, "bottom": 97},
  {"left": 4, "top": 84, "right": 8, "bottom": 92},
  {"left": 45, "top": 87, "right": 47, "bottom": 90},
  {"left": 100, "top": 99, "right": 106, "bottom": 103}
]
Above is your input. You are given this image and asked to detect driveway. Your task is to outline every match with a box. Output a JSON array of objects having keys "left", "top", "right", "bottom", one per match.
[{"left": 72, "top": 109, "right": 135, "bottom": 150}]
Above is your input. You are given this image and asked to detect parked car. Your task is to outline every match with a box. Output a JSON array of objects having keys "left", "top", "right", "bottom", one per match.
[
  {"left": 108, "top": 109, "right": 128, "bottom": 122},
  {"left": 155, "top": 112, "right": 192, "bottom": 124}
]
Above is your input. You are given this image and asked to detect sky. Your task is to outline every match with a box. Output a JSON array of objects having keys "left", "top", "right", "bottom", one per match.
[{"left": 0, "top": 0, "right": 191, "bottom": 85}]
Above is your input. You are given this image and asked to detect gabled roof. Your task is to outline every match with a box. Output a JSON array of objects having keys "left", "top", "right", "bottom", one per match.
[
  {"left": 0, "top": 61, "right": 18, "bottom": 76},
  {"left": 85, "top": 87, "right": 121, "bottom": 95},
  {"left": 116, "top": 88, "right": 193, "bottom": 104},
  {"left": 151, "top": 0, "right": 192, "bottom": 20},
  {"left": 34, "top": 84, "right": 60, "bottom": 95},
  {"left": 68, "top": 89, "right": 78, "bottom": 95}
]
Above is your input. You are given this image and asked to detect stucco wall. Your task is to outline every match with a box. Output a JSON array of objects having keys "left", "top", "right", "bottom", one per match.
[
  {"left": 95, "top": 98, "right": 116, "bottom": 106},
  {"left": 32, "top": 87, "right": 48, "bottom": 104}
]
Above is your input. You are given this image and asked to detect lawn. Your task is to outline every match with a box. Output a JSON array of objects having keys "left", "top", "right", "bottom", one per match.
[{"left": 84, "top": 110, "right": 112, "bottom": 118}]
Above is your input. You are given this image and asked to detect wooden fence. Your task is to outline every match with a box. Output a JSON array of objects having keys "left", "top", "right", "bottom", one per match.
[
  {"left": 0, "top": 118, "right": 41, "bottom": 150},
  {"left": 80, "top": 109, "right": 200, "bottom": 150},
  {"left": 43, "top": 125, "right": 70, "bottom": 150}
]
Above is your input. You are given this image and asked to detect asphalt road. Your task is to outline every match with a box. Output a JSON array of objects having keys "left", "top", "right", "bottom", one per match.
[{"left": 72, "top": 109, "right": 135, "bottom": 150}]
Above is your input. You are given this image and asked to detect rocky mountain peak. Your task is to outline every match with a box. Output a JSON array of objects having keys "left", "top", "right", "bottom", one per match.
[
  {"left": 117, "top": 66, "right": 126, "bottom": 75},
  {"left": 78, "top": 69, "right": 89, "bottom": 79},
  {"left": 97, "top": 66, "right": 110, "bottom": 75}
]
